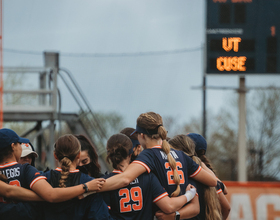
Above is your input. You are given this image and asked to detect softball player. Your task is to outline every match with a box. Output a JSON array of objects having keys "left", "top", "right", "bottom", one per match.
[
  {"left": 42, "top": 134, "right": 112, "bottom": 220},
  {"left": 101, "top": 112, "right": 217, "bottom": 196},
  {"left": 187, "top": 133, "right": 231, "bottom": 220},
  {"left": 103, "top": 133, "right": 197, "bottom": 220},
  {"left": 0, "top": 128, "right": 106, "bottom": 218},
  {"left": 166, "top": 134, "right": 222, "bottom": 220}
]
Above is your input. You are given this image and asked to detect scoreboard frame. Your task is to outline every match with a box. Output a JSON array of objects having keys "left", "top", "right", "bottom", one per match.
[{"left": 206, "top": 0, "right": 280, "bottom": 75}]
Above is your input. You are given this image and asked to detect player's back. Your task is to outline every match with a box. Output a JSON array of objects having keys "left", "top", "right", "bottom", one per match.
[
  {"left": 103, "top": 170, "right": 168, "bottom": 220},
  {"left": 132, "top": 147, "right": 201, "bottom": 196}
]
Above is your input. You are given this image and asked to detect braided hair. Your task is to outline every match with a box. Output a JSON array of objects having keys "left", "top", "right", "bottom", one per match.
[
  {"left": 54, "top": 134, "right": 81, "bottom": 188},
  {"left": 137, "top": 112, "right": 181, "bottom": 197}
]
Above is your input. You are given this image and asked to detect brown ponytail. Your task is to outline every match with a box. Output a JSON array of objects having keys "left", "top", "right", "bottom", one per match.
[
  {"left": 137, "top": 112, "right": 181, "bottom": 197},
  {"left": 54, "top": 134, "right": 81, "bottom": 188},
  {"left": 106, "top": 133, "right": 132, "bottom": 170}
]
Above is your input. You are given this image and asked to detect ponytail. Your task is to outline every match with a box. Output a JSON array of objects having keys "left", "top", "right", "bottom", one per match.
[
  {"left": 137, "top": 112, "right": 181, "bottom": 197},
  {"left": 162, "top": 139, "right": 181, "bottom": 197},
  {"left": 54, "top": 134, "right": 81, "bottom": 188},
  {"left": 59, "top": 157, "right": 71, "bottom": 188}
]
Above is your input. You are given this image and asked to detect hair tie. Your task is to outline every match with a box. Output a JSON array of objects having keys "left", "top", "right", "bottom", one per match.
[{"left": 156, "top": 124, "right": 163, "bottom": 129}]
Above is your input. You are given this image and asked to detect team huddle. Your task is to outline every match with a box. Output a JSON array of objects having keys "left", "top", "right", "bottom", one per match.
[{"left": 0, "top": 112, "right": 230, "bottom": 220}]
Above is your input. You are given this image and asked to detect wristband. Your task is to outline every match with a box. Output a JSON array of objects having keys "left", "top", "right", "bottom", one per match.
[
  {"left": 175, "top": 211, "right": 180, "bottom": 220},
  {"left": 82, "top": 183, "right": 88, "bottom": 193},
  {"left": 184, "top": 188, "right": 196, "bottom": 202},
  {"left": 83, "top": 191, "right": 96, "bottom": 198}
]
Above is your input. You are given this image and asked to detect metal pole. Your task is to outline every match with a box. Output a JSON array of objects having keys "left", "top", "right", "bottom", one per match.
[
  {"left": 238, "top": 76, "right": 247, "bottom": 181},
  {"left": 44, "top": 52, "right": 59, "bottom": 169},
  {"left": 202, "top": 75, "right": 207, "bottom": 139}
]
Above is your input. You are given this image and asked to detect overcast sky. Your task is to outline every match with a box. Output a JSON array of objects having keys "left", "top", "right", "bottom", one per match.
[{"left": 3, "top": 0, "right": 280, "bottom": 129}]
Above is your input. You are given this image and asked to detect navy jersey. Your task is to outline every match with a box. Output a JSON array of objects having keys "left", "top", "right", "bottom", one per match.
[
  {"left": 43, "top": 167, "right": 93, "bottom": 185},
  {"left": 0, "top": 162, "right": 47, "bottom": 190},
  {"left": 103, "top": 170, "right": 168, "bottom": 220},
  {"left": 0, "top": 162, "right": 46, "bottom": 219},
  {"left": 0, "top": 201, "right": 40, "bottom": 220},
  {"left": 132, "top": 146, "right": 201, "bottom": 196},
  {"left": 42, "top": 167, "right": 113, "bottom": 220},
  {"left": 187, "top": 179, "right": 205, "bottom": 220}
]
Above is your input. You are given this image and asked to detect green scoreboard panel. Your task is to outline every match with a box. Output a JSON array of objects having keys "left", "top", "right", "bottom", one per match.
[{"left": 206, "top": 0, "right": 280, "bottom": 74}]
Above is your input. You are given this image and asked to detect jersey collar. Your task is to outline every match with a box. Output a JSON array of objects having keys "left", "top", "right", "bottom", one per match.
[
  {"left": 151, "top": 145, "right": 162, "bottom": 149},
  {"left": 0, "top": 161, "right": 18, "bottom": 168}
]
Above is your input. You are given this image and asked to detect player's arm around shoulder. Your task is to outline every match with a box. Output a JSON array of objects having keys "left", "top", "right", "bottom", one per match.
[
  {"left": 100, "top": 163, "right": 146, "bottom": 192},
  {"left": 0, "top": 180, "right": 42, "bottom": 201},
  {"left": 155, "top": 195, "right": 200, "bottom": 220}
]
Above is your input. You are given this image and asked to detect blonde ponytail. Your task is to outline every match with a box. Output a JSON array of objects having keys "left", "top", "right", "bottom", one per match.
[
  {"left": 137, "top": 112, "right": 181, "bottom": 197},
  {"left": 170, "top": 135, "right": 222, "bottom": 220}
]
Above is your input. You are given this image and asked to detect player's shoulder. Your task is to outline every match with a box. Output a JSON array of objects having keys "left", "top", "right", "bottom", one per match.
[
  {"left": 104, "top": 171, "right": 119, "bottom": 179},
  {"left": 80, "top": 172, "right": 93, "bottom": 180}
]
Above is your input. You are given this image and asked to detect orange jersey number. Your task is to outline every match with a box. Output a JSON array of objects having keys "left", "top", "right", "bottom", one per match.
[
  {"left": 119, "top": 186, "right": 143, "bottom": 213},
  {"left": 165, "top": 161, "right": 185, "bottom": 185}
]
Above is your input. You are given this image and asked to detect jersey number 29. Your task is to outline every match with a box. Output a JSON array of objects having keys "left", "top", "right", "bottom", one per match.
[{"left": 119, "top": 186, "right": 143, "bottom": 213}]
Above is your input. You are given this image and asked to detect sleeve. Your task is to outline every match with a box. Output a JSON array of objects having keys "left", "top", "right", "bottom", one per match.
[
  {"left": 132, "top": 149, "right": 155, "bottom": 173},
  {"left": 183, "top": 154, "right": 201, "bottom": 178},
  {"left": 215, "top": 181, "right": 223, "bottom": 194},
  {"left": 149, "top": 173, "right": 168, "bottom": 203},
  {"left": 23, "top": 164, "right": 47, "bottom": 189},
  {"left": 41, "top": 170, "right": 51, "bottom": 183}
]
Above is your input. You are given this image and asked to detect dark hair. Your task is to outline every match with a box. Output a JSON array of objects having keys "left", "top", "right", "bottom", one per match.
[
  {"left": 137, "top": 112, "right": 180, "bottom": 197},
  {"left": 196, "top": 149, "right": 216, "bottom": 175},
  {"left": 54, "top": 134, "right": 81, "bottom": 188},
  {"left": 0, "top": 146, "right": 14, "bottom": 163},
  {"left": 106, "top": 133, "right": 132, "bottom": 170},
  {"left": 120, "top": 127, "right": 138, "bottom": 140},
  {"left": 74, "top": 134, "right": 101, "bottom": 178}
]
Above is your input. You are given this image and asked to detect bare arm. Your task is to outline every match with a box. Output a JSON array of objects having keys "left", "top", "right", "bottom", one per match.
[
  {"left": 100, "top": 163, "right": 146, "bottom": 192},
  {"left": 31, "top": 178, "right": 105, "bottom": 203},
  {"left": 0, "top": 181, "right": 43, "bottom": 201},
  {"left": 155, "top": 185, "right": 196, "bottom": 214},
  {"left": 219, "top": 192, "right": 231, "bottom": 220},
  {"left": 192, "top": 168, "right": 217, "bottom": 187},
  {"left": 155, "top": 195, "right": 200, "bottom": 220}
]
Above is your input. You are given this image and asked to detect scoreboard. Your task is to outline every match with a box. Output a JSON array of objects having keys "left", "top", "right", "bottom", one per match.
[{"left": 206, "top": 0, "right": 280, "bottom": 74}]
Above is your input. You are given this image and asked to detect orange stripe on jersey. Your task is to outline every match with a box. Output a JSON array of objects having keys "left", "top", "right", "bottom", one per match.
[
  {"left": 216, "top": 189, "right": 222, "bottom": 194},
  {"left": 0, "top": 161, "right": 17, "bottom": 168},
  {"left": 132, "top": 160, "right": 151, "bottom": 173},
  {"left": 151, "top": 145, "right": 162, "bottom": 149},
  {"left": 189, "top": 166, "right": 202, "bottom": 178},
  {"left": 153, "top": 192, "right": 168, "bottom": 203},
  {"left": 112, "top": 170, "right": 123, "bottom": 174},
  {"left": 30, "top": 176, "right": 47, "bottom": 188}
]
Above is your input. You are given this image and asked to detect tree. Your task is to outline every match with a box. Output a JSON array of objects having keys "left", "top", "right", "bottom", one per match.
[
  {"left": 180, "top": 87, "right": 280, "bottom": 181},
  {"left": 246, "top": 87, "right": 280, "bottom": 181}
]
